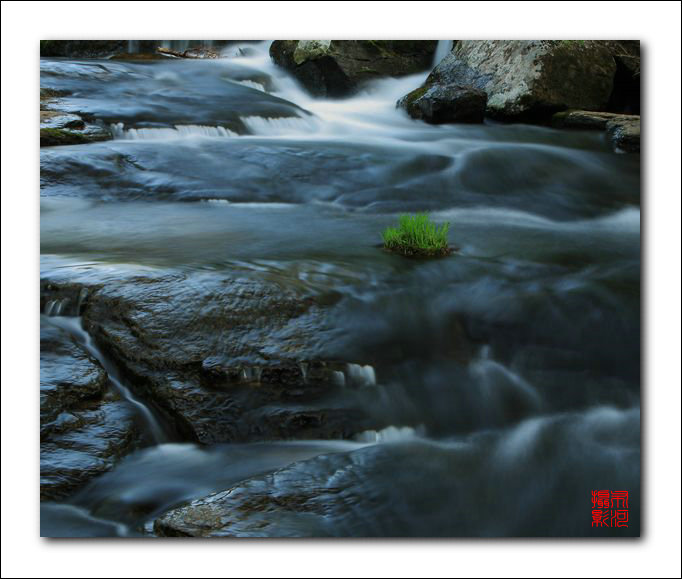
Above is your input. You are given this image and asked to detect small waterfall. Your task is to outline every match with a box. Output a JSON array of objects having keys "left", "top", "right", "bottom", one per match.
[
  {"left": 240, "top": 115, "right": 320, "bottom": 136},
  {"left": 110, "top": 123, "right": 237, "bottom": 140},
  {"left": 355, "top": 425, "right": 423, "bottom": 443},
  {"left": 469, "top": 346, "right": 542, "bottom": 414},
  {"left": 127, "top": 40, "right": 140, "bottom": 54},
  {"left": 159, "top": 40, "right": 217, "bottom": 52},
  {"left": 44, "top": 298, "right": 70, "bottom": 316},
  {"left": 240, "top": 366, "right": 264, "bottom": 384},
  {"left": 160, "top": 40, "right": 189, "bottom": 52},
  {"left": 432, "top": 39, "right": 453, "bottom": 66},
  {"left": 76, "top": 287, "right": 89, "bottom": 312},
  {"left": 346, "top": 363, "right": 376, "bottom": 387},
  {"left": 332, "top": 370, "right": 346, "bottom": 387},
  {"left": 44, "top": 315, "right": 166, "bottom": 444},
  {"left": 299, "top": 362, "right": 309, "bottom": 383}
]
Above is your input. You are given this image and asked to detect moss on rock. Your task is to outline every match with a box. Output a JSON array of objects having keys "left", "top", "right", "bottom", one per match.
[{"left": 40, "top": 128, "right": 99, "bottom": 147}]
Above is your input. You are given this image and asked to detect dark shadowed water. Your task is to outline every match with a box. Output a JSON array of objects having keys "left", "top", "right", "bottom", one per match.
[{"left": 40, "top": 41, "right": 640, "bottom": 537}]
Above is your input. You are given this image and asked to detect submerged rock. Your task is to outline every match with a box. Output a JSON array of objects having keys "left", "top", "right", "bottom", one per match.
[
  {"left": 40, "top": 320, "right": 140, "bottom": 500},
  {"left": 397, "top": 84, "right": 486, "bottom": 124},
  {"left": 400, "top": 40, "right": 617, "bottom": 122},
  {"left": 154, "top": 407, "right": 640, "bottom": 537},
  {"left": 270, "top": 40, "right": 437, "bottom": 97}
]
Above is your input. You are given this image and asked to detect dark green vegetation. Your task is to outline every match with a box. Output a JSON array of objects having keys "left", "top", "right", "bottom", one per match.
[
  {"left": 382, "top": 213, "right": 451, "bottom": 257},
  {"left": 40, "top": 128, "right": 90, "bottom": 147},
  {"left": 40, "top": 128, "right": 108, "bottom": 147}
]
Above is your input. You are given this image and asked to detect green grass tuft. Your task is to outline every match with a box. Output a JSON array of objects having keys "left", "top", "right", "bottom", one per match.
[{"left": 381, "top": 213, "right": 452, "bottom": 257}]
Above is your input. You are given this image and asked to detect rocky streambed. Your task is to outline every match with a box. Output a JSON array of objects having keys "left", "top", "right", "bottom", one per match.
[{"left": 40, "top": 40, "right": 640, "bottom": 537}]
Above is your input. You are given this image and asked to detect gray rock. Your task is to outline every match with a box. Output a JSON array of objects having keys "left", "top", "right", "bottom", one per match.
[
  {"left": 423, "top": 40, "right": 618, "bottom": 121},
  {"left": 397, "top": 84, "right": 487, "bottom": 124},
  {"left": 270, "top": 40, "right": 437, "bottom": 97}
]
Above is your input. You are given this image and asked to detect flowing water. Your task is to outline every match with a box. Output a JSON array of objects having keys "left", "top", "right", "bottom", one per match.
[{"left": 40, "top": 41, "right": 640, "bottom": 537}]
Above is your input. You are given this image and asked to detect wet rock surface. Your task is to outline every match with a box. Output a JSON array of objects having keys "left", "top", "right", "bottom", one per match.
[
  {"left": 155, "top": 408, "right": 640, "bottom": 537},
  {"left": 40, "top": 322, "right": 107, "bottom": 433},
  {"left": 78, "top": 273, "right": 378, "bottom": 443},
  {"left": 40, "top": 85, "right": 111, "bottom": 146},
  {"left": 40, "top": 320, "right": 140, "bottom": 500},
  {"left": 270, "top": 40, "right": 437, "bottom": 97}
]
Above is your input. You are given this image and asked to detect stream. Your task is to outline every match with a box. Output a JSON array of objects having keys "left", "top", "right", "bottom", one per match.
[{"left": 40, "top": 41, "right": 640, "bottom": 537}]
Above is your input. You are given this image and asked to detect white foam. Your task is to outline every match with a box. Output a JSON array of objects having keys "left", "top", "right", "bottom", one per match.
[
  {"left": 233, "top": 79, "right": 267, "bottom": 92},
  {"left": 111, "top": 122, "right": 237, "bottom": 140},
  {"left": 432, "top": 40, "right": 453, "bottom": 66},
  {"left": 495, "top": 416, "right": 546, "bottom": 462},
  {"left": 355, "top": 425, "right": 423, "bottom": 443},
  {"left": 346, "top": 363, "right": 376, "bottom": 387},
  {"left": 470, "top": 349, "right": 542, "bottom": 410},
  {"left": 240, "top": 115, "right": 320, "bottom": 136},
  {"left": 433, "top": 206, "right": 640, "bottom": 236}
]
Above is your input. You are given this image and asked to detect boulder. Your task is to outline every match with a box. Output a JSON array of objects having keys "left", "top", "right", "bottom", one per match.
[
  {"left": 397, "top": 84, "right": 487, "bottom": 124},
  {"left": 406, "top": 40, "right": 618, "bottom": 122},
  {"left": 270, "top": 40, "right": 438, "bottom": 97}
]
